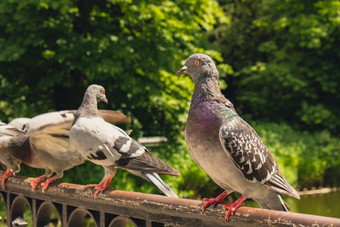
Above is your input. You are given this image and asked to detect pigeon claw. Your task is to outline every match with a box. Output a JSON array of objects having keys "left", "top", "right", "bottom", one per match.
[
  {"left": 85, "top": 184, "right": 108, "bottom": 197},
  {"left": 30, "top": 176, "right": 46, "bottom": 191},
  {"left": 201, "top": 190, "right": 234, "bottom": 212},
  {"left": 1, "top": 170, "right": 14, "bottom": 189},
  {"left": 85, "top": 175, "right": 113, "bottom": 197},
  {"left": 201, "top": 198, "right": 223, "bottom": 212},
  {"left": 41, "top": 176, "right": 58, "bottom": 193},
  {"left": 222, "top": 195, "right": 247, "bottom": 220}
]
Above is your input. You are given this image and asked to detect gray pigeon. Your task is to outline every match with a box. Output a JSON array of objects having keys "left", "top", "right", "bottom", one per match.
[
  {"left": 177, "top": 53, "right": 300, "bottom": 219},
  {"left": 0, "top": 118, "right": 30, "bottom": 188},
  {"left": 70, "top": 84, "right": 180, "bottom": 197},
  {"left": 0, "top": 109, "right": 130, "bottom": 191}
]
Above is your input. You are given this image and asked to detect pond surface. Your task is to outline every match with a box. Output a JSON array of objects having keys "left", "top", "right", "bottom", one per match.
[{"left": 245, "top": 190, "right": 340, "bottom": 218}]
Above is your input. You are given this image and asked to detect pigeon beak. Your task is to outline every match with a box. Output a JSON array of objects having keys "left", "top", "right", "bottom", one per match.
[
  {"left": 176, "top": 65, "right": 188, "bottom": 76},
  {"left": 103, "top": 96, "right": 108, "bottom": 104}
]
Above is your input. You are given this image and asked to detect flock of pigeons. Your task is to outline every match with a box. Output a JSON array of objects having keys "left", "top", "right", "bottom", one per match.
[{"left": 0, "top": 53, "right": 299, "bottom": 219}]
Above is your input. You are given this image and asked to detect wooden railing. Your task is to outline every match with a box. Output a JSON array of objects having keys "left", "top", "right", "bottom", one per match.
[{"left": 0, "top": 173, "right": 339, "bottom": 227}]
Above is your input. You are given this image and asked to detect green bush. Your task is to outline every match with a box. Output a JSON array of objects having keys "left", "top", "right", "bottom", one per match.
[
  {"left": 252, "top": 121, "right": 340, "bottom": 189},
  {"left": 210, "top": 0, "right": 340, "bottom": 135}
]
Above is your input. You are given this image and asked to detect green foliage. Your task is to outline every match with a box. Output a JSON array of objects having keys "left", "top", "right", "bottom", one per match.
[
  {"left": 0, "top": 0, "right": 224, "bottom": 139},
  {"left": 0, "top": 0, "right": 339, "bottom": 199},
  {"left": 0, "top": 0, "right": 226, "bottom": 197},
  {"left": 252, "top": 121, "right": 340, "bottom": 189},
  {"left": 211, "top": 0, "right": 340, "bottom": 135}
]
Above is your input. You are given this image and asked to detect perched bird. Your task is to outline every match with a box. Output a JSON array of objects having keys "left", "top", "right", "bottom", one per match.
[
  {"left": 70, "top": 84, "right": 180, "bottom": 197},
  {"left": 177, "top": 53, "right": 300, "bottom": 219},
  {"left": 0, "top": 118, "right": 30, "bottom": 188},
  {"left": 0, "top": 109, "right": 130, "bottom": 191}
]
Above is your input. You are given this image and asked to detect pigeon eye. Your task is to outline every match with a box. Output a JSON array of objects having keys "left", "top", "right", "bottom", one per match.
[
  {"left": 100, "top": 89, "right": 104, "bottom": 94},
  {"left": 0, "top": 145, "right": 2, "bottom": 149},
  {"left": 194, "top": 60, "right": 200, "bottom": 66}
]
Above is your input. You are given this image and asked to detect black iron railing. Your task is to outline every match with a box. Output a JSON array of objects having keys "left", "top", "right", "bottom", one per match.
[{"left": 0, "top": 173, "right": 339, "bottom": 227}]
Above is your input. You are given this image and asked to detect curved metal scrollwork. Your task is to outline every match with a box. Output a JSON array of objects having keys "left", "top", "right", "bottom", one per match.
[{"left": 36, "top": 201, "right": 62, "bottom": 226}]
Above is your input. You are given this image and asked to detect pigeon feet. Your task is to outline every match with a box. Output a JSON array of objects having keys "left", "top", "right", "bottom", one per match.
[
  {"left": 222, "top": 195, "right": 247, "bottom": 220},
  {"left": 1, "top": 170, "right": 14, "bottom": 189},
  {"left": 85, "top": 176, "right": 113, "bottom": 197},
  {"left": 41, "top": 176, "right": 58, "bottom": 192},
  {"left": 201, "top": 190, "right": 234, "bottom": 212},
  {"left": 30, "top": 176, "right": 46, "bottom": 191}
]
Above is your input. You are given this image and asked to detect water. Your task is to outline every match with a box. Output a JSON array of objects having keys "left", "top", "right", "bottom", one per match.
[{"left": 245, "top": 190, "right": 340, "bottom": 218}]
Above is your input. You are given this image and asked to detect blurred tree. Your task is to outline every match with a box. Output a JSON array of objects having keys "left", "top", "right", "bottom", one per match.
[
  {"left": 0, "top": 0, "right": 227, "bottom": 197},
  {"left": 0, "top": 0, "right": 225, "bottom": 138},
  {"left": 211, "top": 0, "right": 340, "bottom": 135},
  {"left": 1, "top": 0, "right": 339, "bottom": 196}
]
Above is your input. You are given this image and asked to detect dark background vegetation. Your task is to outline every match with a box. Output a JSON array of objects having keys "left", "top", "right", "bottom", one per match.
[{"left": 0, "top": 0, "right": 339, "bottom": 199}]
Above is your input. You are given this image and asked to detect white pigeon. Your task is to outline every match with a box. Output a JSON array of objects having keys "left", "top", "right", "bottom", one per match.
[{"left": 70, "top": 84, "right": 180, "bottom": 197}]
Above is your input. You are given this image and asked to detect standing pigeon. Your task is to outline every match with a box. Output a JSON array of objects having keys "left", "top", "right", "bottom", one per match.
[
  {"left": 70, "top": 84, "right": 180, "bottom": 197},
  {"left": 0, "top": 118, "right": 30, "bottom": 188},
  {"left": 0, "top": 109, "right": 130, "bottom": 191},
  {"left": 177, "top": 53, "right": 300, "bottom": 219}
]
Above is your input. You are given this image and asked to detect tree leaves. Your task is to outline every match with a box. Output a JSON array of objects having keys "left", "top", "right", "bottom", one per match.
[{"left": 212, "top": 0, "right": 340, "bottom": 135}]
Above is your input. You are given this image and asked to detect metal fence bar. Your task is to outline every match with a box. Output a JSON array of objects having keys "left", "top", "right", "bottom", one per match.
[{"left": 0, "top": 173, "right": 339, "bottom": 227}]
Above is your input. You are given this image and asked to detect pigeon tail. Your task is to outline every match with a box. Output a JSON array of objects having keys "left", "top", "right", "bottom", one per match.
[
  {"left": 143, "top": 172, "right": 178, "bottom": 198},
  {"left": 254, "top": 193, "right": 289, "bottom": 211}
]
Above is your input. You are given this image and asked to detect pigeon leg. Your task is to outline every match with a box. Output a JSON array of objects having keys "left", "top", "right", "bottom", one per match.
[
  {"left": 222, "top": 195, "right": 247, "bottom": 220},
  {"left": 1, "top": 170, "right": 14, "bottom": 189},
  {"left": 40, "top": 171, "right": 63, "bottom": 192},
  {"left": 31, "top": 169, "right": 53, "bottom": 191},
  {"left": 41, "top": 176, "right": 58, "bottom": 192},
  {"left": 201, "top": 190, "right": 234, "bottom": 212},
  {"left": 31, "top": 176, "right": 46, "bottom": 191},
  {"left": 85, "top": 175, "right": 114, "bottom": 197}
]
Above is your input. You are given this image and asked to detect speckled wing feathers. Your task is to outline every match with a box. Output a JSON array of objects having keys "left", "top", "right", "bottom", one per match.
[
  {"left": 219, "top": 117, "right": 299, "bottom": 198},
  {"left": 219, "top": 117, "right": 276, "bottom": 184}
]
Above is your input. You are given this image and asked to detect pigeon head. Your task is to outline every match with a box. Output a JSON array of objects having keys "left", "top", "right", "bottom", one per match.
[
  {"left": 86, "top": 84, "right": 108, "bottom": 104},
  {"left": 176, "top": 53, "right": 219, "bottom": 82}
]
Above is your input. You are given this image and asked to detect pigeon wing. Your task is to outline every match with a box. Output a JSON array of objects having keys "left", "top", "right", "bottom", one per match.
[
  {"left": 68, "top": 109, "right": 131, "bottom": 125},
  {"left": 116, "top": 148, "right": 180, "bottom": 176},
  {"left": 27, "top": 111, "right": 76, "bottom": 155},
  {"left": 0, "top": 125, "right": 25, "bottom": 137},
  {"left": 219, "top": 116, "right": 299, "bottom": 198},
  {"left": 8, "top": 118, "right": 31, "bottom": 132}
]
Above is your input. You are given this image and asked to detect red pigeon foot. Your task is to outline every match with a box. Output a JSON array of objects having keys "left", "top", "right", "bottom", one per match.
[
  {"left": 41, "top": 176, "right": 58, "bottom": 192},
  {"left": 30, "top": 175, "right": 46, "bottom": 191},
  {"left": 201, "top": 190, "right": 234, "bottom": 212},
  {"left": 1, "top": 170, "right": 14, "bottom": 189},
  {"left": 223, "top": 195, "right": 247, "bottom": 220},
  {"left": 85, "top": 175, "right": 113, "bottom": 197}
]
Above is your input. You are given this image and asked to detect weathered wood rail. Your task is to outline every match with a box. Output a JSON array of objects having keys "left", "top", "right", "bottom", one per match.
[{"left": 0, "top": 173, "right": 339, "bottom": 227}]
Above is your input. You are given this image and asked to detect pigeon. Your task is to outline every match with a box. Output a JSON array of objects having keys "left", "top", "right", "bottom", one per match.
[
  {"left": 0, "top": 118, "right": 30, "bottom": 188},
  {"left": 0, "top": 109, "right": 130, "bottom": 191},
  {"left": 177, "top": 53, "right": 300, "bottom": 219},
  {"left": 70, "top": 84, "right": 180, "bottom": 197}
]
